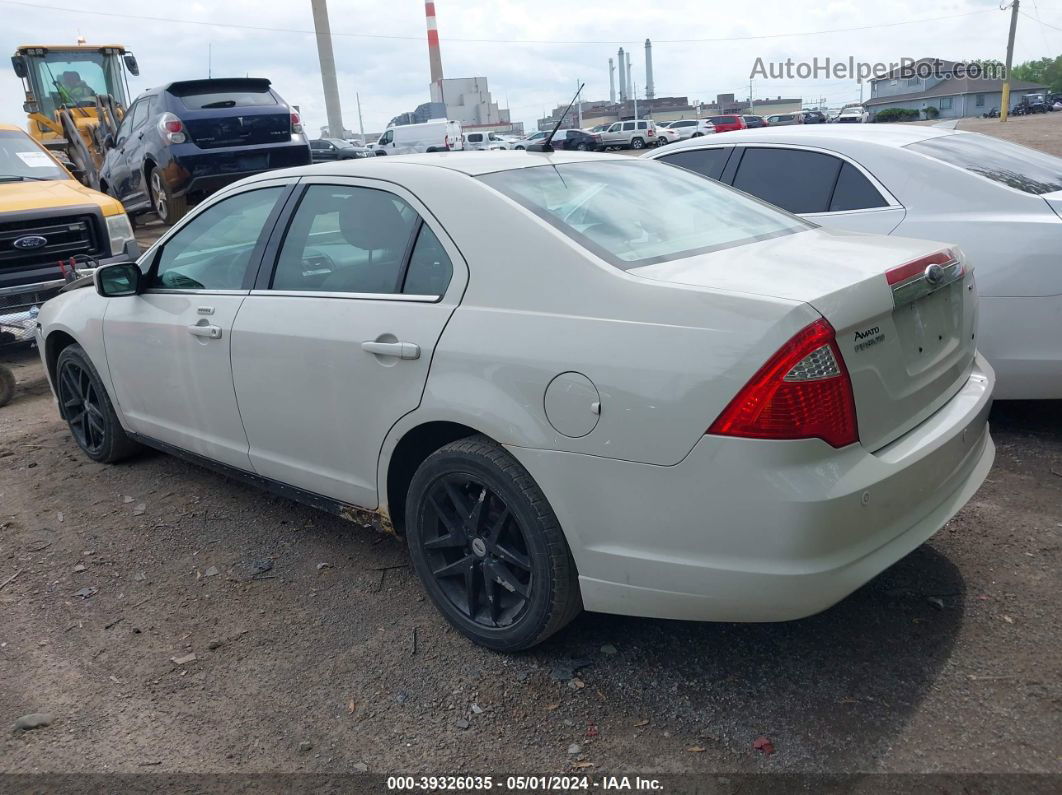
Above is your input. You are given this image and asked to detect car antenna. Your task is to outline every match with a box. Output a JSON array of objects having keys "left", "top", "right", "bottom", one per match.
[{"left": 529, "top": 83, "right": 584, "bottom": 153}]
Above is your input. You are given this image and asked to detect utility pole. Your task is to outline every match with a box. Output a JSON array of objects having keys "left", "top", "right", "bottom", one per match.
[
  {"left": 633, "top": 82, "right": 638, "bottom": 120},
  {"left": 356, "top": 92, "right": 365, "bottom": 138},
  {"left": 749, "top": 79, "right": 754, "bottom": 114},
  {"left": 1001, "top": 0, "right": 1020, "bottom": 122},
  {"left": 208, "top": 43, "right": 212, "bottom": 78},
  {"left": 310, "top": 0, "right": 345, "bottom": 138},
  {"left": 577, "top": 79, "right": 582, "bottom": 127}
]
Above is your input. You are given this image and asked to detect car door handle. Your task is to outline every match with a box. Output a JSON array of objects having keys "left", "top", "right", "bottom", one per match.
[
  {"left": 361, "top": 340, "right": 420, "bottom": 360},
  {"left": 188, "top": 324, "right": 223, "bottom": 339}
]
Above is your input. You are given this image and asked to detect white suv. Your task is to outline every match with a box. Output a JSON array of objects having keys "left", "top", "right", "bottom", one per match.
[
  {"left": 599, "top": 119, "right": 657, "bottom": 150},
  {"left": 666, "top": 119, "right": 716, "bottom": 140}
]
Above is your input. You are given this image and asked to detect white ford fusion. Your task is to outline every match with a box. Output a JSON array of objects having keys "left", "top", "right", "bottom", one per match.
[
  {"left": 646, "top": 125, "right": 1062, "bottom": 399},
  {"left": 36, "top": 152, "right": 994, "bottom": 650}
]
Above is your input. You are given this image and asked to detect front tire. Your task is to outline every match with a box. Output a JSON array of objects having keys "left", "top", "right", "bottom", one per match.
[
  {"left": 56, "top": 345, "right": 140, "bottom": 463},
  {"left": 148, "top": 165, "right": 188, "bottom": 226},
  {"left": 406, "top": 435, "right": 581, "bottom": 651}
]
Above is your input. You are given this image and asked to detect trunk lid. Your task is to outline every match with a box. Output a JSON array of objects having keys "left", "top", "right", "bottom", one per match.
[{"left": 630, "top": 227, "right": 978, "bottom": 451}]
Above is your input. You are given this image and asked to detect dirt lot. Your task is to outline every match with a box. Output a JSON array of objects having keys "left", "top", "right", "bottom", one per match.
[{"left": 1, "top": 119, "right": 1060, "bottom": 778}]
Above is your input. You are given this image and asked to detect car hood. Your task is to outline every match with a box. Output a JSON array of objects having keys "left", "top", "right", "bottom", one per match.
[{"left": 0, "top": 178, "right": 123, "bottom": 216}]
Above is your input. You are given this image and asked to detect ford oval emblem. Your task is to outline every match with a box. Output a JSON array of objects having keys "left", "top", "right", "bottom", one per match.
[
  {"left": 924, "top": 263, "right": 945, "bottom": 286},
  {"left": 13, "top": 235, "right": 48, "bottom": 250}
]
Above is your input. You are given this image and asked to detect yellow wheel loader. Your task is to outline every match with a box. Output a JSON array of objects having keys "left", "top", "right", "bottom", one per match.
[{"left": 10, "top": 42, "right": 140, "bottom": 191}]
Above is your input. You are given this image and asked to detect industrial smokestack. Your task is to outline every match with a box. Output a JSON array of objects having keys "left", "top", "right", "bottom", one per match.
[
  {"left": 645, "top": 38, "right": 655, "bottom": 100},
  {"left": 424, "top": 1, "right": 444, "bottom": 85},
  {"left": 617, "top": 48, "right": 626, "bottom": 101},
  {"left": 620, "top": 50, "right": 628, "bottom": 102},
  {"left": 310, "top": 0, "right": 344, "bottom": 138},
  {"left": 609, "top": 58, "right": 616, "bottom": 103}
]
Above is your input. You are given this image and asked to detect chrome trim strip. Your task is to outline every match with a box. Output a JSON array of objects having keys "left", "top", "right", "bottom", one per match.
[
  {"left": 891, "top": 258, "right": 963, "bottom": 307},
  {"left": 142, "top": 289, "right": 250, "bottom": 296},
  {"left": 248, "top": 289, "right": 440, "bottom": 302},
  {"left": 0, "top": 278, "right": 66, "bottom": 297}
]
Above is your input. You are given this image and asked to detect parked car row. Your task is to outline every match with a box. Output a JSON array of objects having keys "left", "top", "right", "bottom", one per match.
[{"left": 645, "top": 125, "right": 1062, "bottom": 399}]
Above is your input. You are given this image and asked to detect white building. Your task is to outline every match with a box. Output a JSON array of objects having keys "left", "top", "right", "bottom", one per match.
[{"left": 430, "top": 77, "right": 513, "bottom": 130}]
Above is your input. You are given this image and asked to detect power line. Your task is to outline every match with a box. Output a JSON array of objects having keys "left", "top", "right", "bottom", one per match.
[
  {"left": 1021, "top": 8, "right": 1062, "bottom": 33},
  {"left": 3, "top": 1, "right": 994, "bottom": 45}
]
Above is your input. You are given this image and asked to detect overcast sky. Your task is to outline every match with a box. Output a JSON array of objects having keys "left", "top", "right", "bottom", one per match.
[{"left": 5, "top": 0, "right": 1060, "bottom": 137}]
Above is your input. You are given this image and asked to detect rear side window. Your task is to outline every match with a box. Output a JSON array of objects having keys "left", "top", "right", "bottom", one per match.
[
  {"left": 830, "top": 163, "right": 888, "bottom": 211},
  {"left": 637, "top": 121, "right": 647, "bottom": 130},
  {"left": 271, "top": 185, "right": 445, "bottom": 296},
  {"left": 479, "top": 160, "right": 808, "bottom": 269},
  {"left": 906, "top": 133, "right": 1062, "bottom": 194},
  {"left": 659, "top": 148, "right": 731, "bottom": 181},
  {"left": 467, "top": 133, "right": 483, "bottom": 143},
  {"left": 169, "top": 80, "right": 278, "bottom": 110},
  {"left": 732, "top": 147, "right": 842, "bottom": 214}
]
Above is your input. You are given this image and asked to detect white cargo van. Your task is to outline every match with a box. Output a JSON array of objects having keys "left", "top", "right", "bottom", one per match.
[{"left": 367, "top": 119, "right": 464, "bottom": 155}]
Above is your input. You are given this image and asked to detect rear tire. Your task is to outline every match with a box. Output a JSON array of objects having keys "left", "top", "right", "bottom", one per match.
[
  {"left": 405, "top": 435, "right": 581, "bottom": 651},
  {"left": 56, "top": 345, "right": 140, "bottom": 463},
  {"left": 149, "top": 166, "right": 188, "bottom": 226},
  {"left": 630, "top": 137, "right": 645, "bottom": 150}
]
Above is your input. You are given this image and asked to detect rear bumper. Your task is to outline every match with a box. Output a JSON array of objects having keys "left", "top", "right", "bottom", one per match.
[
  {"left": 166, "top": 142, "right": 311, "bottom": 197},
  {"left": 506, "top": 353, "right": 995, "bottom": 622}
]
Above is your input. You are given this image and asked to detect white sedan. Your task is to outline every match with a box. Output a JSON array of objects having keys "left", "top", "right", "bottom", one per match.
[
  {"left": 36, "top": 152, "right": 993, "bottom": 650},
  {"left": 647, "top": 125, "right": 1062, "bottom": 399}
]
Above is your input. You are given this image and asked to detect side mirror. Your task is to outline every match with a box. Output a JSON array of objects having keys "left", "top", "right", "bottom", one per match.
[
  {"left": 11, "top": 56, "right": 27, "bottom": 79},
  {"left": 22, "top": 100, "right": 39, "bottom": 114},
  {"left": 95, "top": 262, "right": 141, "bottom": 297},
  {"left": 123, "top": 53, "right": 140, "bottom": 77}
]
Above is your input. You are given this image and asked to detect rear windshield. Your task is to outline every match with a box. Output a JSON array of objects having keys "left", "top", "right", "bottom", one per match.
[
  {"left": 170, "top": 81, "right": 278, "bottom": 110},
  {"left": 479, "top": 160, "right": 809, "bottom": 269},
  {"left": 0, "top": 130, "right": 66, "bottom": 181},
  {"left": 906, "top": 133, "right": 1062, "bottom": 195}
]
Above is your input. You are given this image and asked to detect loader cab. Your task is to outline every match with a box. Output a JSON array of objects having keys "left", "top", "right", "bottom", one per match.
[{"left": 12, "top": 45, "right": 135, "bottom": 120}]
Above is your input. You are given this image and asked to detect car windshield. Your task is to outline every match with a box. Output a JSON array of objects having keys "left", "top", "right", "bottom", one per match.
[
  {"left": 479, "top": 160, "right": 809, "bottom": 269},
  {"left": 906, "top": 133, "right": 1062, "bottom": 195},
  {"left": 0, "top": 130, "right": 66, "bottom": 181}
]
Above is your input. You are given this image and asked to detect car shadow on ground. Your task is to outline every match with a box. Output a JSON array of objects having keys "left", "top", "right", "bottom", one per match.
[
  {"left": 534, "top": 542, "right": 965, "bottom": 767},
  {"left": 990, "top": 399, "right": 1062, "bottom": 442}
]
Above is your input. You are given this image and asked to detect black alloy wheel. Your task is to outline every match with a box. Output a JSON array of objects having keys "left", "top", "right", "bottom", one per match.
[
  {"left": 406, "top": 435, "right": 581, "bottom": 650},
  {"left": 55, "top": 344, "right": 140, "bottom": 463},
  {"left": 58, "top": 357, "right": 106, "bottom": 456},
  {"left": 421, "top": 473, "right": 533, "bottom": 628}
]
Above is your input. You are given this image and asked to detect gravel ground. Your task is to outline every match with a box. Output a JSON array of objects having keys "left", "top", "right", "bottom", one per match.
[{"left": 1, "top": 120, "right": 1060, "bottom": 777}]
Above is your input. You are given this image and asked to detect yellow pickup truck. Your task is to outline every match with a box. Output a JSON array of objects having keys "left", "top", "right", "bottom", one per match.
[{"left": 0, "top": 123, "right": 137, "bottom": 342}]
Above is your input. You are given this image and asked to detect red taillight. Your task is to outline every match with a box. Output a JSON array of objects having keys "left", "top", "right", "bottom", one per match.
[
  {"left": 708, "top": 318, "right": 858, "bottom": 448},
  {"left": 885, "top": 248, "right": 958, "bottom": 285},
  {"left": 157, "top": 112, "right": 186, "bottom": 144},
  {"left": 290, "top": 112, "right": 303, "bottom": 134}
]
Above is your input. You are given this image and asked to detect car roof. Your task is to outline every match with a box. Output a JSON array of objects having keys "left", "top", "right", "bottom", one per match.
[
  {"left": 258, "top": 150, "right": 633, "bottom": 179},
  {"left": 660, "top": 123, "right": 959, "bottom": 153},
  {"left": 0, "top": 123, "right": 25, "bottom": 133}
]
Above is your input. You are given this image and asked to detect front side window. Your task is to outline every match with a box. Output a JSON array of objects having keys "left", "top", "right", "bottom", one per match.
[
  {"left": 479, "top": 160, "right": 808, "bottom": 269},
  {"left": 379, "top": 130, "right": 393, "bottom": 145},
  {"left": 150, "top": 187, "right": 283, "bottom": 290},
  {"left": 907, "top": 132, "right": 1062, "bottom": 194},
  {"left": 732, "top": 147, "right": 842, "bottom": 214},
  {"left": 271, "top": 184, "right": 450, "bottom": 296}
]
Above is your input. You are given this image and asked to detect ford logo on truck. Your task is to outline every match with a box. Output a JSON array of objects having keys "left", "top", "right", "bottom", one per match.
[{"left": 13, "top": 235, "right": 48, "bottom": 250}]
